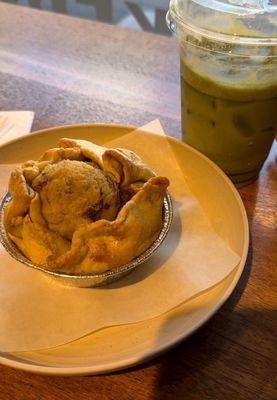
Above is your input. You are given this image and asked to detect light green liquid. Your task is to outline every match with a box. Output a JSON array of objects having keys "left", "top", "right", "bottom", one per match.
[{"left": 181, "top": 62, "right": 277, "bottom": 185}]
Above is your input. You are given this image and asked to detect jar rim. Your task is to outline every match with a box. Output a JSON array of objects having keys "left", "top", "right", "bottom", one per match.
[{"left": 169, "top": 0, "right": 277, "bottom": 46}]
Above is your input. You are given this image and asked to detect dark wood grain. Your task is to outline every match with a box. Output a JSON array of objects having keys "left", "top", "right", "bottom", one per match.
[{"left": 0, "top": 3, "right": 276, "bottom": 400}]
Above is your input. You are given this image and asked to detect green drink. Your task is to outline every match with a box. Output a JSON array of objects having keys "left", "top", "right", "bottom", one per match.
[
  {"left": 167, "top": 0, "right": 277, "bottom": 186},
  {"left": 181, "top": 62, "right": 277, "bottom": 184}
]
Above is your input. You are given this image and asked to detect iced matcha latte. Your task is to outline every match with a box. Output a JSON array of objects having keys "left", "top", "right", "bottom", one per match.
[
  {"left": 180, "top": 56, "right": 277, "bottom": 185},
  {"left": 167, "top": 0, "right": 277, "bottom": 185}
]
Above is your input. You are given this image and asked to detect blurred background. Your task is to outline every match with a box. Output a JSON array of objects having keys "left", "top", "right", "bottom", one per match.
[{"left": 1, "top": 0, "right": 171, "bottom": 35}]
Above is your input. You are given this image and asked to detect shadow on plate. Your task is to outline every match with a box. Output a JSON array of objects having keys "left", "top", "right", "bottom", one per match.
[{"left": 110, "top": 239, "right": 260, "bottom": 393}]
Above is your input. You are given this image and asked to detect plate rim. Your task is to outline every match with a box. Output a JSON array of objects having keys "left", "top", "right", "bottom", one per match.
[{"left": 0, "top": 123, "right": 249, "bottom": 375}]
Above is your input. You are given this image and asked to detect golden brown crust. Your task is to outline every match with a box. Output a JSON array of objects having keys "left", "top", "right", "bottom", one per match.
[
  {"left": 39, "top": 147, "right": 85, "bottom": 163},
  {"left": 58, "top": 138, "right": 154, "bottom": 185},
  {"left": 47, "top": 177, "right": 169, "bottom": 273},
  {"left": 4, "top": 138, "right": 169, "bottom": 274},
  {"left": 32, "top": 160, "right": 120, "bottom": 240},
  {"left": 103, "top": 148, "right": 154, "bottom": 185},
  {"left": 59, "top": 138, "right": 106, "bottom": 168},
  {"left": 9, "top": 216, "right": 70, "bottom": 267},
  {"left": 4, "top": 168, "right": 34, "bottom": 231}
]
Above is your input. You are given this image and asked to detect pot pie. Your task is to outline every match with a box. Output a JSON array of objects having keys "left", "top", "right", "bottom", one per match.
[{"left": 4, "top": 138, "right": 169, "bottom": 274}]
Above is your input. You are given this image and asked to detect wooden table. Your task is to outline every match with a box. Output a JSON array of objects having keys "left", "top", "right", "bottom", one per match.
[{"left": 0, "top": 3, "right": 276, "bottom": 399}]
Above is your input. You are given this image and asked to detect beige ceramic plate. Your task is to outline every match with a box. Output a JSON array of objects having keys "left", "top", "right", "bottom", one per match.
[{"left": 0, "top": 124, "right": 249, "bottom": 376}]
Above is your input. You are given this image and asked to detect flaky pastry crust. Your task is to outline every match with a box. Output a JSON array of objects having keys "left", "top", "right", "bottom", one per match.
[{"left": 4, "top": 138, "right": 169, "bottom": 274}]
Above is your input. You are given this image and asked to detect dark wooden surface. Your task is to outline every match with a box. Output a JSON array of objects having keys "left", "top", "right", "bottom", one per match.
[{"left": 0, "top": 3, "right": 276, "bottom": 400}]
